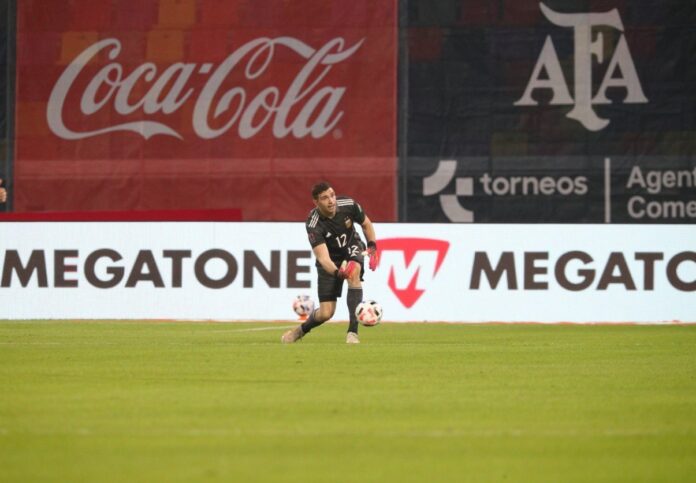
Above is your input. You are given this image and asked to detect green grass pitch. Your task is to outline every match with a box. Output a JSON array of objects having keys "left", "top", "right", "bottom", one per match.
[{"left": 1, "top": 321, "right": 696, "bottom": 482}]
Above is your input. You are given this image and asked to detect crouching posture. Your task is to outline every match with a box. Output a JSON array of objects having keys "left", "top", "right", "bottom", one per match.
[{"left": 282, "top": 181, "right": 379, "bottom": 344}]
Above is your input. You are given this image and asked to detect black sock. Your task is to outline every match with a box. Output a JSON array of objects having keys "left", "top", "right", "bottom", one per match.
[
  {"left": 347, "top": 288, "right": 363, "bottom": 334},
  {"left": 301, "top": 309, "right": 324, "bottom": 334}
]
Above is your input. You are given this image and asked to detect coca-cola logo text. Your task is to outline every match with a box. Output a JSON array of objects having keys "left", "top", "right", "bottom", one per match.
[{"left": 47, "top": 36, "right": 364, "bottom": 141}]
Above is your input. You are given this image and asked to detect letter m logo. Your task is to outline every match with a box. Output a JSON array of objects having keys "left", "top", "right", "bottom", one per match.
[{"left": 378, "top": 238, "right": 450, "bottom": 308}]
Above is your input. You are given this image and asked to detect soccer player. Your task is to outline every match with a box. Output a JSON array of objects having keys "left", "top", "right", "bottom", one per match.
[
  {"left": 282, "top": 181, "right": 379, "bottom": 344},
  {"left": 0, "top": 179, "right": 6, "bottom": 203}
]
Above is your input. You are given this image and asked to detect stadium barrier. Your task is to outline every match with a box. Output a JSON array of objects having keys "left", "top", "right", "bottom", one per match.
[
  {"left": 0, "top": 209, "right": 242, "bottom": 221},
  {"left": 1, "top": 222, "right": 694, "bottom": 322}
]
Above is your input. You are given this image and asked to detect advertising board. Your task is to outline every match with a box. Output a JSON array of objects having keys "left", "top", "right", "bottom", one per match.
[{"left": 2, "top": 222, "right": 693, "bottom": 322}]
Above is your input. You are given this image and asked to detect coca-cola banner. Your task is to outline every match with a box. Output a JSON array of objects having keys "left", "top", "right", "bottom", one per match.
[
  {"left": 0, "top": 0, "right": 10, "bottom": 209},
  {"left": 15, "top": 0, "right": 397, "bottom": 220},
  {"left": 402, "top": 0, "right": 696, "bottom": 223}
]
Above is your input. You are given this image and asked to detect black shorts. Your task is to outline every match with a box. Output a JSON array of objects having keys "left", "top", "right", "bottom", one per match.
[{"left": 316, "top": 257, "right": 365, "bottom": 302}]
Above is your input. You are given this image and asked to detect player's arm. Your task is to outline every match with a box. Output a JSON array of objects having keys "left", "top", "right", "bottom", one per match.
[
  {"left": 360, "top": 215, "right": 376, "bottom": 245},
  {"left": 360, "top": 215, "right": 380, "bottom": 270},
  {"left": 312, "top": 243, "right": 356, "bottom": 279},
  {"left": 0, "top": 179, "right": 6, "bottom": 203},
  {"left": 313, "top": 243, "right": 340, "bottom": 275}
]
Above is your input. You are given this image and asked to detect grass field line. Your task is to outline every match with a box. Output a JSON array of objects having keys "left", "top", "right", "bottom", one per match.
[
  {"left": 0, "top": 341, "right": 122, "bottom": 346},
  {"left": 2, "top": 320, "right": 695, "bottom": 326},
  {"left": 0, "top": 341, "right": 64, "bottom": 345},
  {"left": 0, "top": 427, "right": 690, "bottom": 438},
  {"left": 0, "top": 324, "right": 295, "bottom": 344},
  {"left": 211, "top": 324, "right": 297, "bottom": 333}
]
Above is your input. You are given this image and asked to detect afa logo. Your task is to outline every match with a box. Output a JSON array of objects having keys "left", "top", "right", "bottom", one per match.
[
  {"left": 378, "top": 238, "right": 449, "bottom": 308},
  {"left": 515, "top": 2, "right": 648, "bottom": 131}
]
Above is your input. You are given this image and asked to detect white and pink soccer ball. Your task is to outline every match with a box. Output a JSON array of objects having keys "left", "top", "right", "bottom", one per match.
[
  {"left": 292, "top": 295, "right": 315, "bottom": 317},
  {"left": 355, "top": 300, "right": 383, "bottom": 326}
]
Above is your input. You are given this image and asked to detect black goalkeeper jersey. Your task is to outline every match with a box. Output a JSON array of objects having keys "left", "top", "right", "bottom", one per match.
[{"left": 305, "top": 196, "right": 367, "bottom": 266}]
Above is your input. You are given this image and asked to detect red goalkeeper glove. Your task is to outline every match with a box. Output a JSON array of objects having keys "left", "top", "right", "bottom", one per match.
[
  {"left": 366, "top": 241, "right": 379, "bottom": 271},
  {"left": 336, "top": 260, "right": 358, "bottom": 279}
]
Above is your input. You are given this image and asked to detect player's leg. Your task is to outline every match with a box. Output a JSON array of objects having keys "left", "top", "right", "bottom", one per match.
[
  {"left": 301, "top": 300, "right": 336, "bottom": 334},
  {"left": 282, "top": 267, "right": 341, "bottom": 343},
  {"left": 346, "top": 258, "right": 364, "bottom": 342},
  {"left": 283, "top": 301, "right": 336, "bottom": 343},
  {"left": 302, "top": 266, "right": 341, "bottom": 334}
]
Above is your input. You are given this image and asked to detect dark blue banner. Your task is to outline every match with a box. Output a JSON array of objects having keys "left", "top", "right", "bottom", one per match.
[{"left": 401, "top": 0, "right": 696, "bottom": 223}]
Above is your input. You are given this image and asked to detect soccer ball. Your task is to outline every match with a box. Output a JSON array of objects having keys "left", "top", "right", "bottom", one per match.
[
  {"left": 355, "top": 300, "right": 383, "bottom": 326},
  {"left": 292, "top": 295, "right": 314, "bottom": 317}
]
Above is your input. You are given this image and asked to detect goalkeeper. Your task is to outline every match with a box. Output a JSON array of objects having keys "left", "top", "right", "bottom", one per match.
[{"left": 282, "top": 181, "right": 379, "bottom": 344}]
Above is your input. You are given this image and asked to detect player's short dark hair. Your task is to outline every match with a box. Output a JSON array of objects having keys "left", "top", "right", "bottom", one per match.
[{"left": 312, "top": 181, "right": 333, "bottom": 199}]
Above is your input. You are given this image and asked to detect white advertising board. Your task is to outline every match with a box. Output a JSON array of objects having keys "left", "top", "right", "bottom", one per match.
[{"left": 0, "top": 222, "right": 694, "bottom": 322}]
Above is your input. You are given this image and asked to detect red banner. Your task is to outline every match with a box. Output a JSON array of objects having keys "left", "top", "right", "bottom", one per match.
[{"left": 15, "top": 0, "right": 397, "bottom": 220}]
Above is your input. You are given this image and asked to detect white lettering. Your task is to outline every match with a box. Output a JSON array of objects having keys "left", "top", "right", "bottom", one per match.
[
  {"left": 628, "top": 196, "right": 696, "bottom": 220},
  {"left": 47, "top": 36, "right": 364, "bottom": 141},
  {"left": 514, "top": 36, "right": 573, "bottom": 106},
  {"left": 381, "top": 250, "right": 440, "bottom": 291},
  {"left": 47, "top": 39, "right": 181, "bottom": 139},
  {"left": 515, "top": 3, "right": 648, "bottom": 131},
  {"left": 626, "top": 166, "right": 646, "bottom": 190}
]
